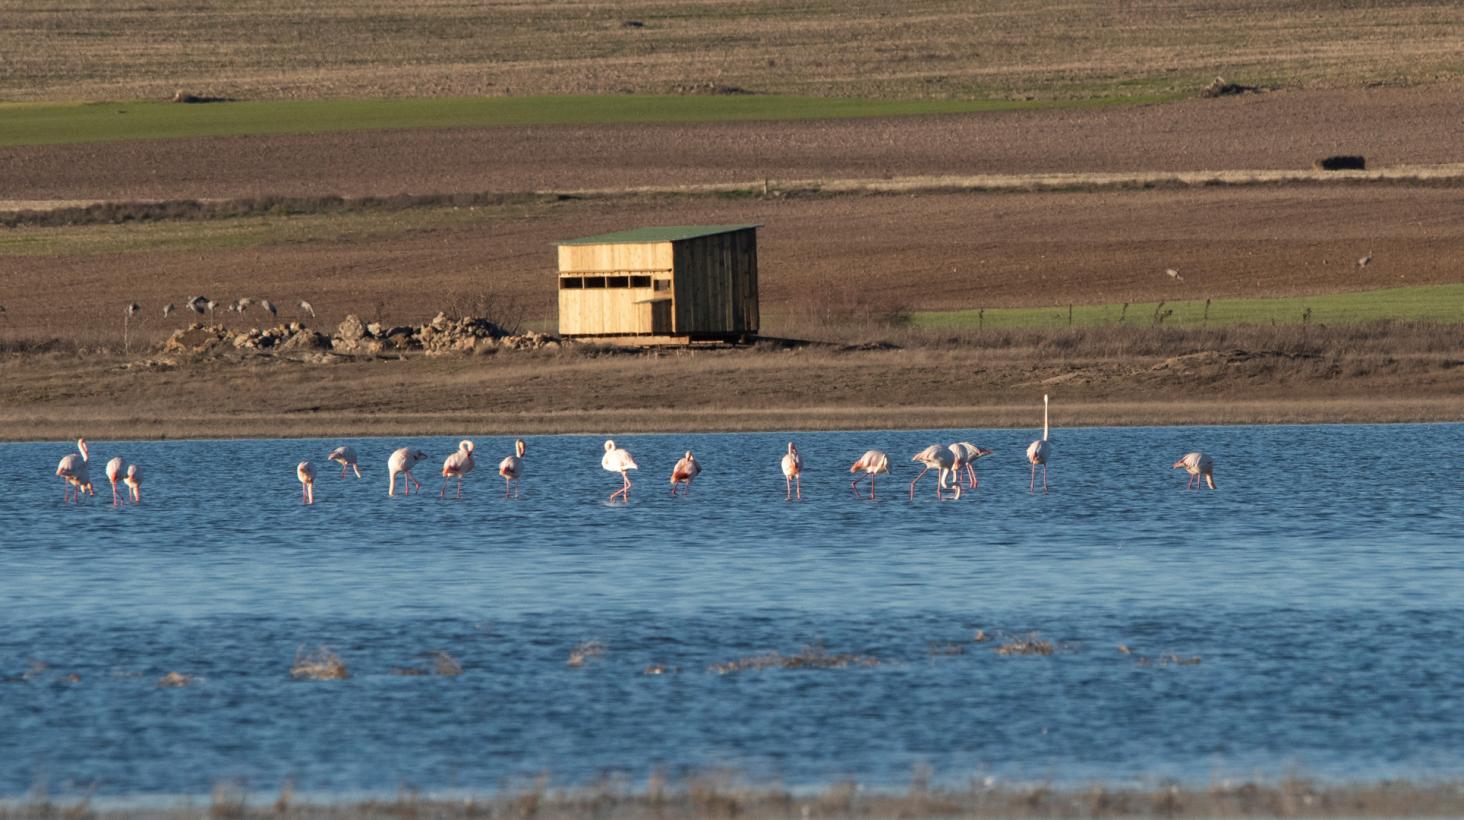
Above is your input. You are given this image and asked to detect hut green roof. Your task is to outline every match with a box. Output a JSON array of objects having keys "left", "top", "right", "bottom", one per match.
[{"left": 556, "top": 225, "right": 761, "bottom": 246}]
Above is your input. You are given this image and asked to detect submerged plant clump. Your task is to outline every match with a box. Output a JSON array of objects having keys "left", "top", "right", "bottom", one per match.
[
  {"left": 709, "top": 645, "right": 880, "bottom": 675},
  {"left": 291, "top": 645, "right": 349, "bottom": 681}
]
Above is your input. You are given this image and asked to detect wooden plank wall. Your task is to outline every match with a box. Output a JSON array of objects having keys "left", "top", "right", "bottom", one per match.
[
  {"left": 557, "top": 241, "right": 672, "bottom": 335},
  {"left": 672, "top": 229, "right": 758, "bottom": 335}
]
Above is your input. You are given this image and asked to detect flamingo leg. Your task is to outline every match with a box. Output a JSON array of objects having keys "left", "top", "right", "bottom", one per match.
[
  {"left": 439, "top": 476, "right": 449, "bottom": 497},
  {"left": 909, "top": 466, "right": 930, "bottom": 500},
  {"left": 132, "top": 486, "right": 141, "bottom": 504},
  {"left": 1030, "top": 462, "right": 1037, "bottom": 493},
  {"left": 869, "top": 474, "right": 877, "bottom": 500},
  {"left": 409, "top": 471, "right": 421, "bottom": 494},
  {"left": 1042, "top": 463, "right": 1049, "bottom": 494},
  {"left": 786, "top": 475, "right": 792, "bottom": 500},
  {"left": 849, "top": 475, "right": 863, "bottom": 496},
  {"left": 353, "top": 465, "right": 362, "bottom": 479},
  {"left": 457, "top": 476, "right": 464, "bottom": 499},
  {"left": 795, "top": 475, "right": 801, "bottom": 500},
  {"left": 111, "top": 482, "right": 120, "bottom": 507}
]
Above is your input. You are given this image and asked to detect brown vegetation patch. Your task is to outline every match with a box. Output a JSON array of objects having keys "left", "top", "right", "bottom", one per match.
[
  {"left": 994, "top": 633, "right": 1058, "bottom": 656},
  {"left": 157, "top": 671, "right": 196, "bottom": 687},
  {"left": 291, "top": 646, "right": 349, "bottom": 681},
  {"left": 709, "top": 645, "right": 879, "bottom": 674},
  {"left": 567, "top": 641, "right": 606, "bottom": 668}
]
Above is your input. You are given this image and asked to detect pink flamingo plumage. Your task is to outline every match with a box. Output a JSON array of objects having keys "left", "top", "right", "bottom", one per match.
[
  {"left": 950, "top": 441, "right": 994, "bottom": 489},
  {"left": 781, "top": 442, "right": 802, "bottom": 500},
  {"left": 56, "top": 438, "right": 94, "bottom": 503},
  {"left": 123, "top": 464, "right": 142, "bottom": 504},
  {"left": 849, "top": 449, "right": 890, "bottom": 499},
  {"left": 105, "top": 456, "right": 127, "bottom": 507},
  {"left": 670, "top": 451, "right": 701, "bottom": 495},
  {"left": 1173, "top": 452, "right": 1217, "bottom": 490},
  {"left": 910, "top": 444, "right": 961, "bottom": 500},
  {"left": 440, "top": 440, "right": 476, "bottom": 498},
  {"left": 1026, "top": 394, "right": 1052, "bottom": 494},
  {"left": 498, "top": 438, "right": 526, "bottom": 498},
  {"left": 602, "top": 440, "right": 638, "bottom": 502},
  {"left": 388, "top": 447, "right": 429, "bottom": 496},
  {"left": 327, "top": 445, "right": 361, "bottom": 479},
  {"left": 297, "top": 460, "right": 316, "bottom": 505}
]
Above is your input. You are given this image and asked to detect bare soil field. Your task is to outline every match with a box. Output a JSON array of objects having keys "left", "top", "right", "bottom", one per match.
[
  {"left": 2, "top": 323, "right": 1461, "bottom": 441},
  {"left": 4, "top": 0, "right": 1461, "bottom": 103},
  {"left": 4, "top": 88, "right": 1464, "bottom": 203}
]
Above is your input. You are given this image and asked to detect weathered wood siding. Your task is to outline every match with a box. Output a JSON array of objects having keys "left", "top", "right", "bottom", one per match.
[
  {"left": 557, "top": 241, "right": 672, "bottom": 335},
  {"left": 670, "top": 228, "right": 758, "bottom": 335},
  {"left": 557, "top": 242, "right": 673, "bottom": 274}
]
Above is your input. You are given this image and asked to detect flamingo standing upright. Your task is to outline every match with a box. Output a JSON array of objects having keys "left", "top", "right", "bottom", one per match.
[
  {"left": 297, "top": 461, "right": 316, "bottom": 504},
  {"left": 388, "top": 447, "right": 429, "bottom": 496},
  {"left": 440, "top": 440, "right": 476, "bottom": 498},
  {"left": 1173, "top": 452, "right": 1217, "bottom": 490},
  {"left": 498, "top": 439, "right": 527, "bottom": 498},
  {"left": 849, "top": 450, "right": 890, "bottom": 499},
  {"left": 56, "top": 438, "right": 94, "bottom": 503},
  {"left": 1026, "top": 394, "right": 1053, "bottom": 494},
  {"left": 670, "top": 451, "right": 701, "bottom": 496},
  {"left": 105, "top": 456, "right": 127, "bottom": 507},
  {"left": 327, "top": 445, "right": 361, "bottom": 478},
  {"left": 123, "top": 464, "right": 142, "bottom": 504},
  {"left": 951, "top": 442, "right": 995, "bottom": 489},
  {"left": 602, "top": 440, "right": 638, "bottom": 502},
  {"left": 910, "top": 445, "right": 961, "bottom": 500},
  {"left": 781, "top": 442, "right": 802, "bottom": 500}
]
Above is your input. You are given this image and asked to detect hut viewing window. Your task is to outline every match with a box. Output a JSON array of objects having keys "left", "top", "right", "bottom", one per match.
[
  {"left": 607, "top": 275, "right": 630, "bottom": 288},
  {"left": 630, "top": 275, "right": 652, "bottom": 288},
  {"left": 653, "top": 279, "right": 671, "bottom": 292},
  {"left": 584, "top": 276, "right": 607, "bottom": 288},
  {"left": 559, "top": 277, "right": 584, "bottom": 289}
]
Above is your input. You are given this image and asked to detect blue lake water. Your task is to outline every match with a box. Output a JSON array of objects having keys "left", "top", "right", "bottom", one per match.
[{"left": 2, "top": 424, "right": 1462, "bottom": 798}]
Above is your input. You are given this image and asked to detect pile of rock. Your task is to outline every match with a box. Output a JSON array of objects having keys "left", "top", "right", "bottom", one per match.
[
  {"left": 162, "top": 322, "right": 329, "bottom": 355},
  {"left": 161, "top": 313, "right": 564, "bottom": 359}
]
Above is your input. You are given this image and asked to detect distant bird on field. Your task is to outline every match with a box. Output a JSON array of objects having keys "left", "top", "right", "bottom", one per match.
[
  {"left": 670, "top": 451, "right": 701, "bottom": 495},
  {"left": 781, "top": 442, "right": 802, "bottom": 500},
  {"left": 126, "top": 303, "right": 140, "bottom": 319},
  {"left": 849, "top": 449, "right": 890, "bottom": 499},
  {"left": 388, "top": 447, "right": 429, "bottom": 497},
  {"left": 440, "top": 440, "right": 476, "bottom": 498},
  {"left": 1165, "top": 268, "right": 1184, "bottom": 282},
  {"left": 1027, "top": 394, "right": 1052, "bottom": 494},
  {"left": 56, "top": 438, "right": 93, "bottom": 503},
  {"left": 1173, "top": 452, "right": 1217, "bottom": 490},
  {"left": 602, "top": 440, "right": 638, "bottom": 502},
  {"left": 123, "top": 463, "right": 142, "bottom": 504},
  {"left": 297, "top": 460, "right": 316, "bottom": 505},
  {"left": 163, "top": 303, "right": 176, "bottom": 318},
  {"left": 205, "top": 300, "right": 218, "bottom": 321},
  {"left": 188, "top": 296, "right": 208, "bottom": 316},
  {"left": 950, "top": 441, "right": 994, "bottom": 489},
  {"left": 1357, "top": 254, "right": 1372, "bottom": 268},
  {"left": 910, "top": 445, "right": 960, "bottom": 500},
  {"left": 498, "top": 439, "right": 526, "bottom": 498},
  {"left": 327, "top": 445, "right": 361, "bottom": 479},
  {"left": 260, "top": 299, "right": 278, "bottom": 320},
  {"left": 105, "top": 456, "right": 127, "bottom": 507},
  {"left": 298, "top": 300, "right": 316, "bottom": 319}
]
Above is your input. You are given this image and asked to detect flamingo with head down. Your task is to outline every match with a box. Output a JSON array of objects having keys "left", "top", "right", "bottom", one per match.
[
  {"left": 105, "top": 456, "right": 127, "bottom": 507},
  {"left": 1173, "top": 452, "right": 1217, "bottom": 490},
  {"left": 849, "top": 450, "right": 890, "bottom": 499},
  {"left": 910, "top": 445, "right": 961, "bottom": 500},
  {"left": 56, "top": 438, "right": 94, "bottom": 503},
  {"left": 297, "top": 461, "right": 316, "bottom": 505},
  {"left": 950, "top": 442, "right": 994, "bottom": 489},
  {"left": 388, "top": 447, "right": 429, "bottom": 496},
  {"left": 781, "top": 442, "right": 802, "bottom": 500},
  {"left": 123, "top": 464, "right": 142, "bottom": 504},
  {"left": 327, "top": 446, "right": 361, "bottom": 479},
  {"left": 670, "top": 451, "right": 701, "bottom": 495}
]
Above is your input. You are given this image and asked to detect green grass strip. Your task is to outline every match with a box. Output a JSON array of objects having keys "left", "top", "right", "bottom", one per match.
[
  {"left": 913, "top": 285, "right": 1464, "bottom": 329},
  {"left": 0, "top": 93, "right": 1178, "bottom": 148}
]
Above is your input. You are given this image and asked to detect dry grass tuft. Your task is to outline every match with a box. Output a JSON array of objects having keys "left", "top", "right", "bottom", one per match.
[
  {"left": 290, "top": 645, "right": 349, "bottom": 681},
  {"left": 709, "top": 645, "right": 879, "bottom": 675},
  {"left": 567, "top": 641, "right": 607, "bottom": 668}
]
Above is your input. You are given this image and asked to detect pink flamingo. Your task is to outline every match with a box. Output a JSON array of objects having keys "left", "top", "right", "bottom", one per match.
[
  {"left": 670, "top": 451, "right": 701, "bottom": 495},
  {"left": 105, "top": 456, "right": 127, "bottom": 507},
  {"left": 602, "top": 440, "right": 638, "bottom": 502},
  {"left": 950, "top": 441, "right": 994, "bottom": 488},
  {"left": 388, "top": 447, "right": 429, "bottom": 496},
  {"left": 1173, "top": 452, "right": 1217, "bottom": 490},
  {"left": 910, "top": 445, "right": 961, "bottom": 500},
  {"left": 123, "top": 464, "right": 142, "bottom": 504},
  {"left": 55, "top": 438, "right": 94, "bottom": 503},
  {"left": 1026, "top": 394, "right": 1052, "bottom": 494},
  {"left": 781, "top": 442, "right": 802, "bottom": 500},
  {"left": 440, "top": 440, "right": 476, "bottom": 498},
  {"left": 498, "top": 438, "right": 526, "bottom": 498},
  {"left": 849, "top": 450, "right": 890, "bottom": 499},
  {"left": 327, "top": 445, "right": 361, "bottom": 479},
  {"left": 297, "top": 460, "right": 316, "bottom": 505}
]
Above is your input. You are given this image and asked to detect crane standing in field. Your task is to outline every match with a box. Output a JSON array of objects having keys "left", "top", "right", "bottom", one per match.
[
  {"left": 602, "top": 440, "right": 638, "bottom": 502},
  {"left": 388, "top": 447, "right": 429, "bottom": 496},
  {"left": 670, "top": 451, "right": 701, "bottom": 496},
  {"left": 1173, "top": 452, "right": 1217, "bottom": 490},
  {"left": 440, "top": 440, "right": 476, "bottom": 498},
  {"left": 781, "top": 442, "right": 802, "bottom": 500},
  {"left": 498, "top": 439, "right": 526, "bottom": 498},
  {"left": 327, "top": 445, "right": 361, "bottom": 478},
  {"left": 1027, "top": 394, "right": 1052, "bottom": 494},
  {"left": 849, "top": 449, "right": 890, "bottom": 500}
]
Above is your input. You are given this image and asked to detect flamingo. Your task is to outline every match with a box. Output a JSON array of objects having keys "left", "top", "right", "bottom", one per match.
[
  {"left": 781, "top": 442, "right": 802, "bottom": 500},
  {"left": 388, "top": 447, "right": 429, "bottom": 496},
  {"left": 105, "top": 456, "right": 127, "bottom": 506},
  {"left": 951, "top": 441, "right": 995, "bottom": 489},
  {"left": 440, "top": 440, "right": 476, "bottom": 498},
  {"left": 498, "top": 439, "right": 526, "bottom": 498},
  {"left": 849, "top": 449, "right": 890, "bottom": 499},
  {"left": 1173, "top": 452, "right": 1217, "bottom": 490},
  {"left": 910, "top": 445, "right": 961, "bottom": 500},
  {"left": 327, "top": 445, "right": 361, "bottom": 478},
  {"left": 297, "top": 460, "right": 316, "bottom": 504},
  {"left": 298, "top": 300, "right": 316, "bottom": 319},
  {"left": 123, "top": 463, "right": 142, "bottom": 504},
  {"left": 56, "top": 438, "right": 93, "bottom": 503},
  {"left": 670, "top": 451, "right": 701, "bottom": 495},
  {"left": 602, "top": 440, "right": 638, "bottom": 502},
  {"left": 1027, "top": 394, "right": 1052, "bottom": 493}
]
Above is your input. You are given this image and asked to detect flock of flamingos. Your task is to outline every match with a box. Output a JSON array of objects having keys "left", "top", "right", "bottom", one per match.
[{"left": 53, "top": 395, "right": 1219, "bottom": 506}]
